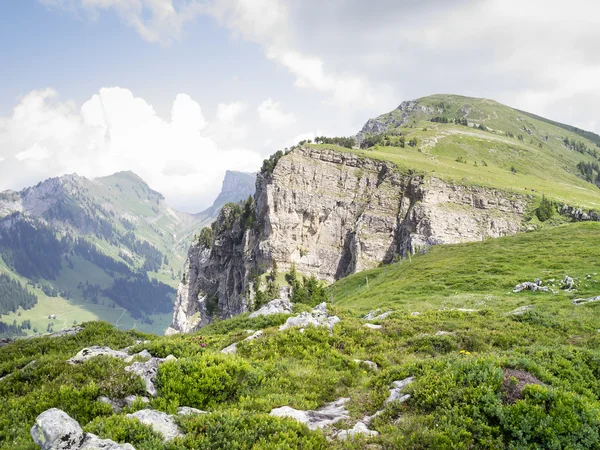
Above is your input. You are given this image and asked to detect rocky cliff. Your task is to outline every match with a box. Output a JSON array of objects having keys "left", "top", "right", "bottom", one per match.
[{"left": 168, "top": 146, "right": 529, "bottom": 333}]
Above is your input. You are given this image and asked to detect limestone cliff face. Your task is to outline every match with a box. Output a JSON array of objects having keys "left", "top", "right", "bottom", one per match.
[{"left": 169, "top": 146, "right": 528, "bottom": 332}]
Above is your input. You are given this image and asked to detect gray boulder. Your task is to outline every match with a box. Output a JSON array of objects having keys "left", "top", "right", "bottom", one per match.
[
  {"left": 249, "top": 298, "right": 294, "bottom": 318},
  {"left": 124, "top": 350, "right": 152, "bottom": 363},
  {"left": 68, "top": 347, "right": 128, "bottom": 365},
  {"left": 513, "top": 282, "right": 549, "bottom": 293},
  {"left": 127, "top": 409, "right": 182, "bottom": 441},
  {"left": 363, "top": 323, "right": 382, "bottom": 330},
  {"left": 563, "top": 276, "right": 575, "bottom": 290},
  {"left": 270, "top": 398, "right": 350, "bottom": 430},
  {"left": 279, "top": 304, "right": 340, "bottom": 332},
  {"left": 573, "top": 296, "right": 600, "bottom": 305},
  {"left": 125, "top": 359, "right": 161, "bottom": 397},
  {"left": 30, "top": 408, "right": 85, "bottom": 450},
  {"left": 336, "top": 421, "right": 379, "bottom": 440},
  {"left": 80, "top": 434, "right": 135, "bottom": 449},
  {"left": 363, "top": 310, "right": 392, "bottom": 321},
  {"left": 354, "top": 359, "right": 378, "bottom": 370},
  {"left": 177, "top": 406, "right": 207, "bottom": 416},
  {"left": 385, "top": 377, "right": 414, "bottom": 404}
]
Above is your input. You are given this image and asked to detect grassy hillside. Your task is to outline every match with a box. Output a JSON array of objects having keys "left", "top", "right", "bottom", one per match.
[
  {"left": 314, "top": 94, "right": 600, "bottom": 208},
  {"left": 1, "top": 223, "right": 600, "bottom": 448}
]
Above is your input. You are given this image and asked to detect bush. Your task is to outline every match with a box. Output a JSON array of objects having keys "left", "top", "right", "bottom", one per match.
[
  {"left": 535, "top": 196, "right": 556, "bottom": 222},
  {"left": 156, "top": 354, "right": 252, "bottom": 409},
  {"left": 197, "top": 227, "right": 214, "bottom": 249},
  {"left": 84, "top": 415, "right": 165, "bottom": 450},
  {"left": 177, "top": 409, "right": 328, "bottom": 449}
]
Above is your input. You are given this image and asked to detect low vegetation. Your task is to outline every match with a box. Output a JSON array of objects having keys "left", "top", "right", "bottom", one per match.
[{"left": 1, "top": 223, "right": 599, "bottom": 448}]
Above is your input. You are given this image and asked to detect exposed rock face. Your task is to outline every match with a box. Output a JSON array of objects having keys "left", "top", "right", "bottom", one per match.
[{"left": 171, "top": 146, "right": 528, "bottom": 331}]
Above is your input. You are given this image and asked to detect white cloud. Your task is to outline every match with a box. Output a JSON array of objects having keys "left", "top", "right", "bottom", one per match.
[
  {"left": 0, "top": 87, "right": 262, "bottom": 211},
  {"left": 257, "top": 98, "right": 295, "bottom": 128}
]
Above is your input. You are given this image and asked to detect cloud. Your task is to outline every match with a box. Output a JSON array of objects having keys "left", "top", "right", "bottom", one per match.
[
  {"left": 0, "top": 87, "right": 262, "bottom": 211},
  {"left": 257, "top": 98, "right": 295, "bottom": 128},
  {"left": 40, "top": 0, "right": 205, "bottom": 44}
]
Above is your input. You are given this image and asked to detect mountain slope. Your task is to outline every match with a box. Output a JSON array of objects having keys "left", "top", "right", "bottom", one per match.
[
  {"left": 170, "top": 94, "right": 600, "bottom": 331},
  {"left": 0, "top": 170, "right": 255, "bottom": 337},
  {"left": 352, "top": 94, "right": 600, "bottom": 208}
]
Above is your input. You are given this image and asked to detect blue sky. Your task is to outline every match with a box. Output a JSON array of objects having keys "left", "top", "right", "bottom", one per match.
[{"left": 1, "top": 0, "right": 599, "bottom": 211}]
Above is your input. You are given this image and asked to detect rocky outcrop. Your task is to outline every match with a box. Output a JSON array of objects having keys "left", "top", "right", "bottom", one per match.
[
  {"left": 249, "top": 297, "right": 294, "bottom": 318},
  {"left": 30, "top": 409, "right": 134, "bottom": 450},
  {"left": 279, "top": 303, "right": 340, "bottom": 332},
  {"left": 270, "top": 398, "right": 350, "bottom": 430},
  {"left": 126, "top": 410, "right": 182, "bottom": 441},
  {"left": 170, "top": 146, "right": 529, "bottom": 331}
]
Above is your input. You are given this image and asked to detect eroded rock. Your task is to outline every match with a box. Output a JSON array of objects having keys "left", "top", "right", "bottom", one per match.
[
  {"left": 270, "top": 398, "right": 350, "bottom": 430},
  {"left": 30, "top": 408, "right": 85, "bottom": 450},
  {"left": 249, "top": 298, "right": 294, "bottom": 318},
  {"left": 127, "top": 409, "right": 182, "bottom": 441},
  {"left": 279, "top": 304, "right": 340, "bottom": 332}
]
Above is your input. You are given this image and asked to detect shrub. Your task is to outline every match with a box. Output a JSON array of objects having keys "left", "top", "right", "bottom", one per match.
[
  {"left": 84, "top": 415, "right": 165, "bottom": 450},
  {"left": 156, "top": 354, "right": 252, "bottom": 409},
  {"left": 177, "top": 410, "right": 327, "bottom": 449}
]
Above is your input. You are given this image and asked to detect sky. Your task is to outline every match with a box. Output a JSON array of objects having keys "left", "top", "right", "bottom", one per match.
[{"left": 1, "top": 0, "right": 599, "bottom": 212}]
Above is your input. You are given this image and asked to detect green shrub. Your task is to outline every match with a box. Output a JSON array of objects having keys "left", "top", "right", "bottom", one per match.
[
  {"left": 156, "top": 354, "right": 252, "bottom": 409},
  {"left": 176, "top": 410, "right": 328, "bottom": 449}
]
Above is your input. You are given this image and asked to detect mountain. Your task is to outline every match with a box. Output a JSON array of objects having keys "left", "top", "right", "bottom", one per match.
[
  {"left": 0, "top": 170, "right": 255, "bottom": 337},
  {"left": 195, "top": 171, "right": 257, "bottom": 221},
  {"left": 170, "top": 94, "right": 600, "bottom": 332}
]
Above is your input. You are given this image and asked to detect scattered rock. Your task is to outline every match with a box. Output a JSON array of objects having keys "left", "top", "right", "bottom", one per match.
[
  {"left": 124, "top": 356, "right": 175, "bottom": 397},
  {"left": 68, "top": 347, "right": 128, "bottom": 365},
  {"left": 502, "top": 368, "right": 543, "bottom": 404},
  {"left": 410, "top": 312, "right": 420, "bottom": 316},
  {"left": 363, "top": 323, "right": 382, "bottom": 330},
  {"left": 249, "top": 298, "right": 294, "bottom": 318},
  {"left": 563, "top": 276, "right": 575, "bottom": 290},
  {"left": 98, "top": 396, "right": 125, "bottom": 413},
  {"left": 31, "top": 408, "right": 85, "bottom": 450},
  {"left": 336, "top": 421, "right": 379, "bottom": 440},
  {"left": 270, "top": 398, "right": 350, "bottom": 430},
  {"left": 221, "top": 330, "right": 263, "bottom": 354},
  {"left": 124, "top": 395, "right": 149, "bottom": 407},
  {"left": 124, "top": 349, "right": 152, "bottom": 363},
  {"left": 363, "top": 310, "right": 393, "bottom": 321},
  {"left": 279, "top": 304, "right": 340, "bottom": 332},
  {"left": 177, "top": 406, "right": 207, "bottom": 416},
  {"left": 354, "top": 359, "right": 378, "bottom": 370},
  {"left": 573, "top": 296, "right": 600, "bottom": 305},
  {"left": 80, "top": 434, "right": 135, "bottom": 449},
  {"left": 508, "top": 305, "right": 534, "bottom": 315},
  {"left": 513, "top": 281, "right": 549, "bottom": 293},
  {"left": 385, "top": 377, "right": 414, "bottom": 405},
  {"left": 435, "top": 331, "right": 453, "bottom": 336},
  {"left": 127, "top": 409, "right": 183, "bottom": 441}
]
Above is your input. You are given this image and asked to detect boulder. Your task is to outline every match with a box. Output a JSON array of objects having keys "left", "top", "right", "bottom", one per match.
[
  {"left": 512, "top": 282, "right": 549, "bottom": 293},
  {"left": 354, "top": 359, "right": 378, "bottom": 370},
  {"left": 270, "top": 398, "right": 350, "bottom": 430},
  {"left": 249, "top": 298, "right": 294, "bottom": 318},
  {"left": 68, "top": 347, "right": 128, "bottom": 365},
  {"left": 127, "top": 409, "right": 182, "bottom": 441},
  {"left": 124, "top": 350, "right": 152, "bottom": 363},
  {"left": 508, "top": 305, "right": 534, "bottom": 315},
  {"left": 563, "top": 276, "right": 575, "bottom": 290},
  {"left": 177, "top": 406, "right": 207, "bottom": 416},
  {"left": 124, "top": 395, "right": 150, "bottom": 407},
  {"left": 279, "top": 304, "right": 340, "bottom": 332},
  {"left": 80, "top": 434, "right": 135, "bottom": 449},
  {"left": 385, "top": 377, "right": 414, "bottom": 404},
  {"left": 336, "top": 421, "right": 379, "bottom": 440},
  {"left": 573, "top": 296, "right": 600, "bottom": 305},
  {"left": 363, "top": 323, "right": 382, "bottom": 330},
  {"left": 30, "top": 408, "right": 85, "bottom": 450},
  {"left": 363, "top": 310, "right": 392, "bottom": 321},
  {"left": 125, "top": 358, "right": 162, "bottom": 397}
]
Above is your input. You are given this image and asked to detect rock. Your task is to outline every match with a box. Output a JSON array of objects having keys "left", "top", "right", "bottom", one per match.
[
  {"left": 513, "top": 281, "right": 549, "bottom": 293},
  {"left": 249, "top": 298, "right": 294, "bottom": 318},
  {"left": 68, "top": 347, "right": 128, "bottom": 365},
  {"left": 508, "top": 305, "right": 534, "bottom": 315},
  {"left": 573, "top": 296, "right": 600, "bottom": 305},
  {"left": 354, "top": 359, "right": 378, "bottom": 370},
  {"left": 410, "top": 312, "right": 420, "bottom": 316},
  {"left": 363, "top": 323, "right": 382, "bottom": 330},
  {"left": 363, "top": 310, "right": 392, "bottom": 321},
  {"left": 124, "top": 395, "right": 149, "bottom": 407},
  {"left": 563, "top": 276, "right": 575, "bottom": 290},
  {"left": 177, "top": 406, "right": 207, "bottom": 416},
  {"left": 221, "top": 330, "right": 263, "bottom": 354},
  {"left": 336, "top": 421, "right": 379, "bottom": 440},
  {"left": 47, "top": 326, "right": 83, "bottom": 338},
  {"left": 270, "top": 398, "right": 350, "bottom": 430},
  {"left": 80, "top": 433, "right": 135, "bottom": 449},
  {"left": 127, "top": 409, "right": 182, "bottom": 441},
  {"left": 30, "top": 408, "right": 85, "bottom": 450},
  {"left": 173, "top": 146, "right": 528, "bottom": 328},
  {"left": 385, "top": 377, "right": 414, "bottom": 404},
  {"left": 98, "top": 396, "right": 125, "bottom": 413},
  {"left": 163, "top": 355, "right": 177, "bottom": 362},
  {"left": 164, "top": 327, "right": 179, "bottom": 336},
  {"left": 125, "top": 358, "right": 162, "bottom": 397},
  {"left": 435, "top": 331, "right": 452, "bottom": 336},
  {"left": 279, "top": 306, "right": 340, "bottom": 332},
  {"left": 124, "top": 349, "right": 152, "bottom": 363}
]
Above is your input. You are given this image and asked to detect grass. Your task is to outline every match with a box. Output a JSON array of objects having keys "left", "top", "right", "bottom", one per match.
[
  {"left": 1, "top": 223, "right": 600, "bottom": 448},
  {"left": 311, "top": 94, "right": 600, "bottom": 209}
]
